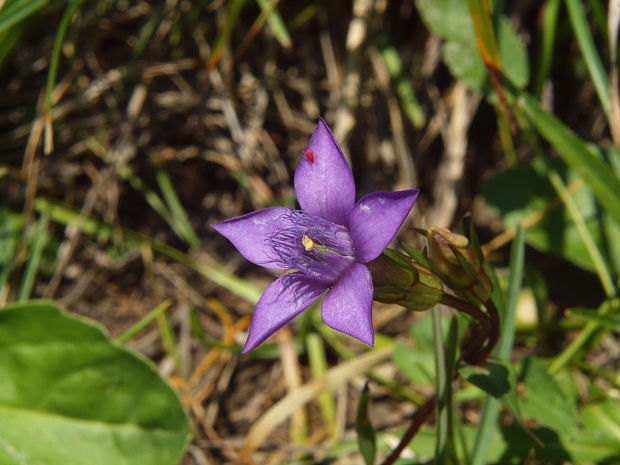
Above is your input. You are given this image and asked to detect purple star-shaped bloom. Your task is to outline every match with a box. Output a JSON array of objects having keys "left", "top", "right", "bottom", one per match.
[{"left": 212, "top": 118, "right": 419, "bottom": 352}]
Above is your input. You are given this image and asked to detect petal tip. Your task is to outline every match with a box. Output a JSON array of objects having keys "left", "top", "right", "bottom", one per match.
[{"left": 241, "top": 339, "right": 258, "bottom": 354}]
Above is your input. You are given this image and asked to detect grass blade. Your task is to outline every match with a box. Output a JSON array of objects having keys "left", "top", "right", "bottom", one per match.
[
  {"left": 431, "top": 306, "right": 453, "bottom": 464},
  {"left": 306, "top": 333, "right": 337, "bottom": 442},
  {"left": 34, "top": 197, "right": 263, "bottom": 303},
  {"left": 378, "top": 36, "right": 425, "bottom": 128},
  {"left": 545, "top": 168, "right": 616, "bottom": 296},
  {"left": 16, "top": 212, "right": 49, "bottom": 302},
  {"left": 533, "top": 0, "right": 561, "bottom": 98},
  {"left": 355, "top": 382, "right": 376, "bottom": 465},
  {"left": 45, "top": 0, "right": 83, "bottom": 153},
  {"left": 516, "top": 88, "right": 620, "bottom": 225},
  {"left": 117, "top": 300, "right": 172, "bottom": 345},
  {"left": 565, "top": 0, "right": 610, "bottom": 114},
  {"left": 207, "top": 0, "right": 245, "bottom": 68},
  {"left": 0, "top": 0, "right": 47, "bottom": 33},
  {"left": 257, "top": 0, "right": 292, "bottom": 49},
  {"left": 153, "top": 163, "right": 200, "bottom": 247},
  {"left": 567, "top": 306, "right": 620, "bottom": 331},
  {"left": 470, "top": 226, "right": 524, "bottom": 465}
]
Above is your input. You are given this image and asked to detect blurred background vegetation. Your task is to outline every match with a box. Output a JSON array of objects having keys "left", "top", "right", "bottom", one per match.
[{"left": 1, "top": 0, "right": 620, "bottom": 464}]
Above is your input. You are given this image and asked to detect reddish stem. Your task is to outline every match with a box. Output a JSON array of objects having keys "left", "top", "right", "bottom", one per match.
[{"left": 379, "top": 395, "right": 436, "bottom": 465}]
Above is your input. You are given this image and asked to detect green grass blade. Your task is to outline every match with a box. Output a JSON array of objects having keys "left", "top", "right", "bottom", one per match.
[
  {"left": 154, "top": 163, "right": 200, "bottom": 247},
  {"left": 87, "top": 138, "right": 197, "bottom": 245},
  {"left": 132, "top": 6, "right": 162, "bottom": 58},
  {"left": 0, "top": 208, "right": 24, "bottom": 293},
  {"left": 546, "top": 168, "right": 616, "bottom": 296},
  {"left": 550, "top": 298, "right": 619, "bottom": 373},
  {"left": 256, "top": 0, "right": 292, "bottom": 49},
  {"left": 306, "top": 333, "right": 337, "bottom": 442},
  {"left": 565, "top": 0, "right": 610, "bottom": 114},
  {"left": 207, "top": 0, "right": 245, "bottom": 67},
  {"left": 117, "top": 300, "right": 172, "bottom": 344},
  {"left": 16, "top": 212, "right": 49, "bottom": 302},
  {"left": 470, "top": 226, "right": 524, "bottom": 465},
  {"left": 533, "top": 0, "right": 561, "bottom": 98},
  {"left": 378, "top": 37, "right": 425, "bottom": 128},
  {"left": 516, "top": 89, "right": 620, "bottom": 225},
  {"left": 568, "top": 306, "right": 620, "bottom": 331},
  {"left": 0, "top": 0, "right": 48, "bottom": 33},
  {"left": 431, "top": 306, "right": 451, "bottom": 464},
  {"left": 34, "top": 197, "right": 263, "bottom": 303},
  {"left": 0, "top": 22, "right": 25, "bottom": 70},
  {"left": 45, "top": 0, "right": 83, "bottom": 114},
  {"left": 156, "top": 304, "right": 185, "bottom": 378},
  {"left": 355, "top": 382, "right": 376, "bottom": 465}
]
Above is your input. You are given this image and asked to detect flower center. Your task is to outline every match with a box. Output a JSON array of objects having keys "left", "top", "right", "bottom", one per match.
[{"left": 266, "top": 211, "right": 356, "bottom": 284}]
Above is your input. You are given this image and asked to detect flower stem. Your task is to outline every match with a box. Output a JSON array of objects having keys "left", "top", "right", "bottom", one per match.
[{"left": 440, "top": 293, "right": 491, "bottom": 364}]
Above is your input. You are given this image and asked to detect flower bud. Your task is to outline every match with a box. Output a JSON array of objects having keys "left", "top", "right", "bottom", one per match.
[
  {"left": 368, "top": 252, "right": 443, "bottom": 311},
  {"left": 426, "top": 226, "right": 492, "bottom": 305}
]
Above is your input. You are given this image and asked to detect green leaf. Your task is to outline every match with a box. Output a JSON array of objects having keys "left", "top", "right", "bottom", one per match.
[
  {"left": 442, "top": 39, "right": 487, "bottom": 90},
  {"left": 461, "top": 362, "right": 512, "bottom": 398},
  {"left": 519, "top": 357, "right": 578, "bottom": 434},
  {"left": 580, "top": 400, "right": 620, "bottom": 455},
  {"left": 497, "top": 16, "right": 529, "bottom": 88},
  {"left": 415, "top": 0, "right": 473, "bottom": 43},
  {"left": 416, "top": 0, "right": 528, "bottom": 91},
  {"left": 355, "top": 383, "right": 376, "bottom": 465},
  {"left": 0, "top": 301, "right": 190, "bottom": 465}
]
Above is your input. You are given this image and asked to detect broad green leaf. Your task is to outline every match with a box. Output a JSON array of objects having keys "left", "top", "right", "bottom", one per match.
[
  {"left": 580, "top": 400, "right": 620, "bottom": 455},
  {"left": 416, "top": 0, "right": 528, "bottom": 90},
  {"left": 497, "top": 17, "right": 529, "bottom": 88},
  {"left": 415, "top": 0, "right": 473, "bottom": 43},
  {"left": 0, "top": 301, "right": 190, "bottom": 465},
  {"left": 461, "top": 362, "right": 512, "bottom": 398},
  {"left": 442, "top": 40, "right": 487, "bottom": 90},
  {"left": 519, "top": 357, "right": 578, "bottom": 434},
  {"left": 355, "top": 383, "right": 376, "bottom": 465}
]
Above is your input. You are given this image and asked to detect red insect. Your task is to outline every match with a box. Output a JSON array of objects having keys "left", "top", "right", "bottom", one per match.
[{"left": 304, "top": 150, "right": 315, "bottom": 163}]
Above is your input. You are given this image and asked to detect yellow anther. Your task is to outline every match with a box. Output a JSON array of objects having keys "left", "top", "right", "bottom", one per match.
[{"left": 302, "top": 235, "right": 315, "bottom": 251}]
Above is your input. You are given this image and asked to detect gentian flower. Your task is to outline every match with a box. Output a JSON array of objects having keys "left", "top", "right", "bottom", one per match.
[{"left": 212, "top": 119, "right": 419, "bottom": 352}]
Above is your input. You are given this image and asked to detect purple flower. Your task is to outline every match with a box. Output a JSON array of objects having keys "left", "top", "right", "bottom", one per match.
[{"left": 212, "top": 119, "right": 419, "bottom": 352}]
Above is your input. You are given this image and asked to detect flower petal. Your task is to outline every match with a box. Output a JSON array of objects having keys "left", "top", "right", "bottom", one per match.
[
  {"left": 243, "top": 273, "right": 327, "bottom": 352},
  {"left": 321, "top": 263, "right": 374, "bottom": 346},
  {"left": 211, "top": 207, "right": 293, "bottom": 268},
  {"left": 294, "top": 118, "right": 356, "bottom": 225},
  {"left": 349, "top": 190, "right": 420, "bottom": 263}
]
